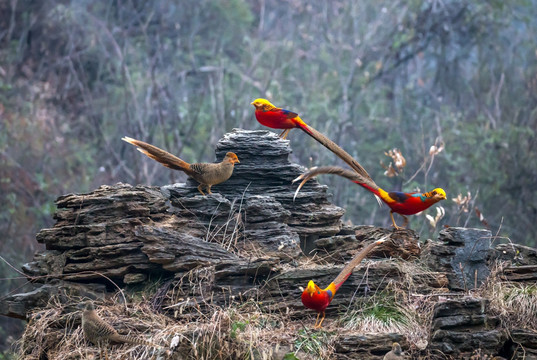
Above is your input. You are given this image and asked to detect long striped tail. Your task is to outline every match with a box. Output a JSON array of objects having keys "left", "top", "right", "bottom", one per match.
[
  {"left": 292, "top": 166, "right": 381, "bottom": 204},
  {"left": 122, "top": 136, "right": 190, "bottom": 172},
  {"left": 333, "top": 236, "right": 388, "bottom": 291},
  {"left": 112, "top": 333, "right": 161, "bottom": 347},
  {"left": 295, "top": 122, "right": 373, "bottom": 182}
]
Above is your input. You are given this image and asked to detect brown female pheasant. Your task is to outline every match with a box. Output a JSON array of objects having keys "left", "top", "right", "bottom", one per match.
[{"left": 122, "top": 136, "right": 239, "bottom": 195}]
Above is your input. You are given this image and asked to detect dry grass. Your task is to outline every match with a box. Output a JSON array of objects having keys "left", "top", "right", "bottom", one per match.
[
  {"left": 17, "top": 258, "right": 499, "bottom": 360},
  {"left": 479, "top": 262, "right": 537, "bottom": 330},
  {"left": 16, "top": 295, "right": 176, "bottom": 360},
  {"left": 490, "top": 282, "right": 537, "bottom": 328},
  {"left": 204, "top": 199, "right": 245, "bottom": 254},
  {"left": 14, "top": 290, "right": 311, "bottom": 360},
  {"left": 293, "top": 328, "right": 335, "bottom": 359},
  {"left": 337, "top": 260, "right": 445, "bottom": 351}
]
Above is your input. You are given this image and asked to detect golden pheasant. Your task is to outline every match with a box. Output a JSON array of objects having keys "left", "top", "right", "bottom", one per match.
[
  {"left": 383, "top": 342, "right": 404, "bottom": 360},
  {"left": 302, "top": 237, "right": 387, "bottom": 328},
  {"left": 122, "top": 136, "right": 239, "bottom": 195},
  {"left": 81, "top": 302, "right": 159, "bottom": 348},
  {"left": 294, "top": 166, "right": 446, "bottom": 229},
  {"left": 250, "top": 98, "right": 371, "bottom": 179}
]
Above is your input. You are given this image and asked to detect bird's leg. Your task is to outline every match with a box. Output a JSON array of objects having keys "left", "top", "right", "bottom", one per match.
[
  {"left": 197, "top": 184, "right": 206, "bottom": 196},
  {"left": 390, "top": 211, "right": 402, "bottom": 230},
  {"left": 206, "top": 185, "right": 212, "bottom": 195},
  {"left": 401, "top": 215, "right": 409, "bottom": 228},
  {"left": 314, "top": 311, "right": 326, "bottom": 329},
  {"left": 279, "top": 129, "right": 291, "bottom": 139},
  {"left": 313, "top": 312, "right": 321, "bottom": 328},
  {"left": 98, "top": 341, "right": 109, "bottom": 360},
  {"left": 283, "top": 129, "right": 292, "bottom": 139}
]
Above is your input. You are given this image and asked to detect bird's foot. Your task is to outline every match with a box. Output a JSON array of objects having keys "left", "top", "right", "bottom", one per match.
[
  {"left": 279, "top": 129, "right": 291, "bottom": 139},
  {"left": 313, "top": 312, "right": 326, "bottom": 329}
]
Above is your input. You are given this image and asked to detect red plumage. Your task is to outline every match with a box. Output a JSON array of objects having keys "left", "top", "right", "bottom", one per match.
[
  {"left": 358, "top": 182, "right": 444, "bottom": 216},
  {"left": 295, "top": 167, "right": 446, "bottom": 229},
  {"left": 250, "top": 98, "right": 372, "bottom": 178},
  {"left": 301, "top": 286, "right": 333, "bottom": 313},
  {"left": 300, "top": 239, "right": 386, "bottom": 328},
  {"left": 253, "top": 107, "right": 306, "bottom": 130}
]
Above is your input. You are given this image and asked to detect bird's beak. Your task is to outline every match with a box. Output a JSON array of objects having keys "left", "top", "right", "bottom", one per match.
[
  {"left": 235, "top": 159, "right": 240, "bottom": 164},
  {"left": 250, "top": 101, "right": 254, "bottom": 105}
]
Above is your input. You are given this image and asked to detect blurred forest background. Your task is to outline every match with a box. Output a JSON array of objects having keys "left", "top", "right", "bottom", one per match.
[{"left": 1, "top": 0, "right": 536, "bottom": 355}]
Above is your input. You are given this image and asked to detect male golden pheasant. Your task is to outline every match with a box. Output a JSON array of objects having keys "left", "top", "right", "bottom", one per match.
[
  {"left": 250, "top": 98, "right": 371, "bottom": 179},
  {"left": 122, "top": 137, "right": 239, "bottom": 195},
  {"left": 302, "top": 237, "right": 387, "bottom": 328},
  {"left": 294, "top": 166, "right": 446, "bottom": 229}
]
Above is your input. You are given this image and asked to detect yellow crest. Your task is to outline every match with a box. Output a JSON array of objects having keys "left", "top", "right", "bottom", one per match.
[{"left": 250, "top": 98, "right": 276, "bottom": 111}]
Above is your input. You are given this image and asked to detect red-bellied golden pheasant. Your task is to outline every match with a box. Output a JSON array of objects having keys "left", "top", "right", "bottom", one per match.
[
  {"left": 302, "top": 237, "right": 388, "bottom": 328},
  {"left": 250, "top": 98, "right": 371, "bottom": 179},
  {"left": 294, "top": 166, "right": 446, "bottom": 229},
  {"left": 122, "top": 136, "right": 239, "bottom": 195}
]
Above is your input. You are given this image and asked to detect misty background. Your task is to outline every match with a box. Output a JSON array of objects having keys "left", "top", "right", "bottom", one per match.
[{"left": 1, "top": 0, "right": 536, "bottom": 354}]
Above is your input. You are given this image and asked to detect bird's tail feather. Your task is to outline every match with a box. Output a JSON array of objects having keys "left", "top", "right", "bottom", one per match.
[
  {"left": 292, "top": 166, "right": 380, "bottom": 201},
  {"left": 114, "top": 334, "right": 160, "bottom": 347},
  {"left": 333, "top": 236, "right": 388, "bottom": 290},
  {"left": 122, "top": 137, "right": 190, "bottom": 172},
  {"left": 296, "top": 123, "right": 373, "bottom": 181}
]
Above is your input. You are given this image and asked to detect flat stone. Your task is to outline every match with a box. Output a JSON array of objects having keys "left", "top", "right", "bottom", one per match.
[
  {"left": 124, "top": 273, "right": 147, "bottom": 284},
  {"left": 422, "top": 227, "right": 491, "bottom": 290},
  {"left": 334, "top": 332, "right": 406, "bottom": 359}
]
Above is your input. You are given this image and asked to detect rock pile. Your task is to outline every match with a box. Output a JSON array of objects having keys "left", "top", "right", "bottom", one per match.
[{"left": 2, "top": 129, "right": 536, "bottom": 359}]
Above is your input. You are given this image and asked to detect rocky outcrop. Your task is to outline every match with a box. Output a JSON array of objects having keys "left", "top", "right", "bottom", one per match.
[
  {"left": 421, "top": 227, "right": 491, "bottom": 291},
  {"left": 2, "top": 129, "right": 536, "bottom": 360},
  {"left": 508, "top": 329, "right": 537, "bottom": 359},
  {"left": 23, "top": 130, "right": 344, "bottom": 287},
  {"left": 428, "top": 297, "right": 507, "bottom": 358},
  {"left": 334, "top": 333, "right": 406, "bottom": 359},
  {"left": 493, "top": 242, "right": 537, "bottom": 283}
]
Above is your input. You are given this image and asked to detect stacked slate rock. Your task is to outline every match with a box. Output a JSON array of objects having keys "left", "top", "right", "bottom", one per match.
[{"left": 3, "top": 129, "right": 537, "bottom": 359}]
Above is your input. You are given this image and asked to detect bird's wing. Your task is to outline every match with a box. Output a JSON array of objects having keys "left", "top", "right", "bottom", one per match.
[
  {"left": 85, "top": 313, "right": 119, "bottom": 339},
  {"left": 387, "top": 191, "right": 411, "bottom": 203},
  {"left": 188, "top": 163, "right": 208, "bottom": 177},
  {"left": 279, "top": 108, "right": 299, "bottom": 119}
]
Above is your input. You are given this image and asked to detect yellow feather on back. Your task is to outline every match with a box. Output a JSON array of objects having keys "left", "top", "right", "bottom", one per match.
[{"left": 378, "top": 188, "right": 396, "bottom": 204}]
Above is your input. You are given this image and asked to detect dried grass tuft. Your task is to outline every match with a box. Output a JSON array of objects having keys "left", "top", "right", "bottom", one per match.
[
  {"left": 338, "top": 260, "right": 444, "bottom": 350},
  {"left": 14, "top": 291, "right": 308, "bottom": 360},
  {"left": 480, "top": 263, "right": 537, "bottom": 330}
]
